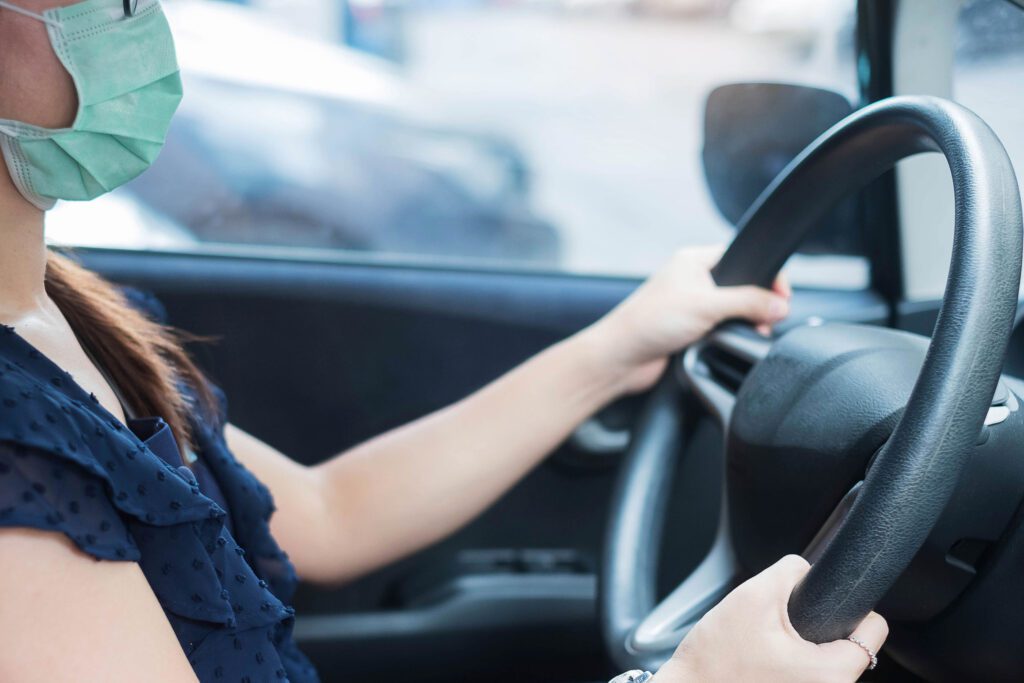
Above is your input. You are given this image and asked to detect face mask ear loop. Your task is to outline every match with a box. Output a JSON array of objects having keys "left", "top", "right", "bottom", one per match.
[{"left": 0, "top": 2, "right": 60, "bottom": 27}]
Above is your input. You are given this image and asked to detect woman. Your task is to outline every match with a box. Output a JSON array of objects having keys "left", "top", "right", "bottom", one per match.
[{"left": 0, "top": 1, "right": 888, "bottom": 681}]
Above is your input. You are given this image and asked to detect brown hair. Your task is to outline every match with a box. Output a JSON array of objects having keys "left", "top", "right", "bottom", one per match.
[{"left": 44, "top": 249, "right": 215, "bottom": 457}]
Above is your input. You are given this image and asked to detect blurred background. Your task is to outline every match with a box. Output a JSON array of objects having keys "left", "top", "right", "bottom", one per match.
[{"left": 48, "top": 0, "right": 1024, "bottom": 286}]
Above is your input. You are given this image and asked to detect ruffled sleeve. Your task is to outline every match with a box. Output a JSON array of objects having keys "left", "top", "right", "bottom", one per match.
[
  {"left": 0, "top": 320, "right": 319, "bottom": 682},
  {"left": 0, "top": 440, "right": 136, "bottom": 560}
]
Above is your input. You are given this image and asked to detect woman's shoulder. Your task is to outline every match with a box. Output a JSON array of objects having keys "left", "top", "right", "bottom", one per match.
[{"left": 0, "top": 320, "right": 228, "bottom": 560}]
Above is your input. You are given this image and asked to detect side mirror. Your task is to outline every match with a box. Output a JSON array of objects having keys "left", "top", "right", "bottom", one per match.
[{"left": 703, "top": 82, "right": 864, "bottom": 256}]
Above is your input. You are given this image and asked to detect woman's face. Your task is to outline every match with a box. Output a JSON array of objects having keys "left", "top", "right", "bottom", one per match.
[{"left": 0, "top": 0, "right": 81, "bottom": 129}]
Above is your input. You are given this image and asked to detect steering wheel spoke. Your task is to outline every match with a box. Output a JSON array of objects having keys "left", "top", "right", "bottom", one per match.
[
  {"left": 630, "top": 500, "right": 739, "bottom": 653},
  {"left": 604, "top": 324, "right": 768, "bottom": 670},
  {"left": 624, "top": 324, "right": 769, "bottom": 658}
]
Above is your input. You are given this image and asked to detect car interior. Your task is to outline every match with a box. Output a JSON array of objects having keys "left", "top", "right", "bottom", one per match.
[{"left": 51, "top": 0, "right": 1024, "bottom": 680}]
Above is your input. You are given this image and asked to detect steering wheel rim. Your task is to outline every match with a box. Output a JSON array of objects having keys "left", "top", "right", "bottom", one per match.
[{"left": 601, "top": 95, "right": 1023, "bottom": 671}]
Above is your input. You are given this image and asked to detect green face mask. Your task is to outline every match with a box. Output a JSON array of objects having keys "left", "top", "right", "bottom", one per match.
[{"left": 0, "top": 0, "right": 181, "bottom": 210}]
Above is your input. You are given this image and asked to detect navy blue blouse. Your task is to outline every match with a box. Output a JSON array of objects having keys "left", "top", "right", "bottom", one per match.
[{"left": 0, "top": 291, "right": 319, "bottom": 683}]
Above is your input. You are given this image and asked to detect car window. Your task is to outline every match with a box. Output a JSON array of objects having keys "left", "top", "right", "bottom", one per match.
[
  {"left": 953, "top": 0, "right": 1024, "bottom": 204},
  {"left": 48, "top": 0, "right": 861, "bottom": 284}
]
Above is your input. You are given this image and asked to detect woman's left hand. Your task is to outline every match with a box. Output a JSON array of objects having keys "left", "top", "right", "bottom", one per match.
[{"left": 586, "top": 246, "right": 791, "bottom": 394}]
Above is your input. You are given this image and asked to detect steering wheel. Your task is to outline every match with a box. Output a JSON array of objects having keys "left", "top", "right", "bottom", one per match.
[{"left": 601, "top": 95, "right": 1024, "bottom": 671}]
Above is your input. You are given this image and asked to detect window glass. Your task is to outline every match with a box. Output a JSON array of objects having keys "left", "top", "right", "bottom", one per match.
[
  {"left": 953, "top": 0, "right": 1024, "bottom": 205},
  {"left": 49, "top": 0, "right": 861, "bottom": 284}
]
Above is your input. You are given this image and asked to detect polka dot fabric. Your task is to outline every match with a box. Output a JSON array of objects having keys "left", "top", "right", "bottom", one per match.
[{"left": 0, "top": 291, "right": 319, "bottom": 683}]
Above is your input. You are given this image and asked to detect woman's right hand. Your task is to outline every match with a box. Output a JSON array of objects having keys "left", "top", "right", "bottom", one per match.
[{"left": 654, "top": 555, "right": 889, "bottom": 683}]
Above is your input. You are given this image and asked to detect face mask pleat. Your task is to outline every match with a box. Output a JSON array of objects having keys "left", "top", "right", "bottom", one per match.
[
  {"left": 76, "top": 73, "right": 184, "bottom": 141},
  {"left": 51, "top": 132, "right": 155, "bottom": 193},
  {"left": 15, "top": 137, "right": 98, "bottom": 199}
]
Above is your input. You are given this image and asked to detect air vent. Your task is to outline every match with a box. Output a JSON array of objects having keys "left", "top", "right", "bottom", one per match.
[{"left": 701, "top": 345, "right": 755, "bottom": 393}]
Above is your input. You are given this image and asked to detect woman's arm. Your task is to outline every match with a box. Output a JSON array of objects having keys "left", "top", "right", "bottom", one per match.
[
  {"left": 227, "top": 247, "right": 790, "bottom": 584},
  {"left": 0, "top": 528, "right": 199, "bottom": 682}
]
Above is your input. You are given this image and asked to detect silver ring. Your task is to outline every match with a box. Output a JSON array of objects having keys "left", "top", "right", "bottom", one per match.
[
  {"left": 848, "top": 635, "right": 878, "bottom": 671},
  {"left": 608, "top": 671, "right": 653, "bottom": 683}
]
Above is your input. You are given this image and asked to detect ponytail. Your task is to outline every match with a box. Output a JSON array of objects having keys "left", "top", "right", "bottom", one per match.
[{"left": 44, "top": 249, "right": 215, "bottom": 458}]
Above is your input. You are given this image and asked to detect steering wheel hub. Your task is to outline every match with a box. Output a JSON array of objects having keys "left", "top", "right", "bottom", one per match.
[{"left": 727, "top": 323, "right": 927, "bottom": 575}]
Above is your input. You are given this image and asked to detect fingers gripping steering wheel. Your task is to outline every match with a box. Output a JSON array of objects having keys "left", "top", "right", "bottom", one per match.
[{"left": 601, "top": 96, "right": 1024, "bottom": 671}]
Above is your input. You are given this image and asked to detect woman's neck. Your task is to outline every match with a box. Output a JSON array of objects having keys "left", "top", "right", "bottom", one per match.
[{"left": 0, "top": 168, "right": 49, "bottom": 319}]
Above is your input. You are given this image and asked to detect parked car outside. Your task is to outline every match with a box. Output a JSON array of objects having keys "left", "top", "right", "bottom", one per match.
[{"left": 49, "top": 0, "right": 560, "bottom": 267}]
